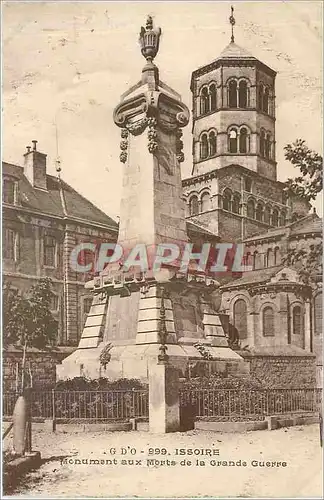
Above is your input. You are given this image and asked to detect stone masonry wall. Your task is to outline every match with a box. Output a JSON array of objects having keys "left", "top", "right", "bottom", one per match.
[
  {"left": 3, "top": 349, "right": 73, "bottom": 390},
  {"left": 241, "top": 353, "right": 317, "bottom": 388}
]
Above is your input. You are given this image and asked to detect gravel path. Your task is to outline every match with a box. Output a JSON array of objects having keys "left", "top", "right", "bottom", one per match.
[{"left": 5, "top": 424, "right": 323, "bottom": 498}]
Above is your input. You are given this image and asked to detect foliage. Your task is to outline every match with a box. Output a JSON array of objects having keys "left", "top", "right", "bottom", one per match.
[
  {"left": 282, "top": 241, "right": 322, "bottom": 285},
  {"left": 284, "top": 139, "right": 323, "bottom": 202},
  {"left": 283, "top": 139, "right": 322, "bottom": 284},
  {"left": 99, "top": 343, "right": 113, "bottom": 369},
  {"left": 54, "top": 377, "right": 147, "bottom": 391},
  {"left": 181, "top": 372, "right": 266, "bottom": 391},
  {"left": 3, "top": 278, "right": 58, "bottom": 391},
  {"left": 3, "top": 278, "right": 57, "bottom": 350}
]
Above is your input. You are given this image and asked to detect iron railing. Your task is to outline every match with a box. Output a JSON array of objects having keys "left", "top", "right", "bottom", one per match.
[
  {"left": 4, "top": 388, "right": 322, "bottom": 423},
  {"left": 3, "top": 390, "right": 149, "bottom": 422},
  {"left": 179, "top": 388, "right": 322, "bottom": 421}
]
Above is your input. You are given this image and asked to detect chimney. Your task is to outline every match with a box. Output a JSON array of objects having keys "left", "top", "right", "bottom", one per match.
[{"left": 24, "top": 140, "right": 47, "bottom": 190}]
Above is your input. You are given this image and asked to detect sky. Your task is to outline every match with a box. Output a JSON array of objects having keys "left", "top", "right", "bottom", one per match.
[{"left": 2, "top": 1, "right": 323, "bottom": 220}]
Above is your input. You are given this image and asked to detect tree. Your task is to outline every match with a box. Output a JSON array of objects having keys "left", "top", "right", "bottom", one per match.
[
  {"left": 283, "top": 140, "right": 323, "bottom": 285},
  {"left": 284, "top": 139, "right": 322, "bottom": 202},
  {"left": 3, "top": 277, "right": 58, "bottom": 392}
]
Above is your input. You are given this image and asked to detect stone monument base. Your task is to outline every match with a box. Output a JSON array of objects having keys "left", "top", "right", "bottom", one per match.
[{"left": 56, "top": 341, "right": 248, "bottom": 382}]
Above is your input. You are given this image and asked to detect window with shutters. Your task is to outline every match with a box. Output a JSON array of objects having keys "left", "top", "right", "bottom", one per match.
[
  {"left": 314, "top": 293, "right": 322, "bottom": 336},
  {"left": 233, "top": 299, "right": 248, "bottom": 339},
  {"left": 3, "top": 179, "right": 16, "bottom": 204},
  {"left": 50, "top": 293, "right": 59, "bottom": 311},
  {"left": 3, "top": 228, "right": 19, "bottom": 261},
  {"left": 262, "top": 307, "right": 275, "bottom": 336},
  {"left": 44, "top": 235, "right": 57, "bottom": 267}
]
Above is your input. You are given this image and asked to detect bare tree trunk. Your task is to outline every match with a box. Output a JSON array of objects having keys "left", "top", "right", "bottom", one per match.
[
  {"left": 28, "top": 362, "right": 33, "bottom": 389},
  {"left": 15, "top": 362, "right": 19, "bottom": 393},
  {"left": 21, "top": 340, "right": 27, "bottom": 394}
]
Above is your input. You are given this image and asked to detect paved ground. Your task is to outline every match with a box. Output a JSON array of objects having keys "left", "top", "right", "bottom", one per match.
[{"left": 4, "top": 424, "right": 323, "bottom": 498}]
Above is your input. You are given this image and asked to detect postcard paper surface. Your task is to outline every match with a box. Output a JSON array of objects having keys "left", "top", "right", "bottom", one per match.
[{"left": 2, "top": 1, "right": 323, "bottom": 498}]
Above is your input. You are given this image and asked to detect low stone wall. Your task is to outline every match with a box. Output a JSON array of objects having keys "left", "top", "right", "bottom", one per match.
[
  {"left": 3, "top": 348, "right": 74, "bottom": 391},
  {"left": 240, "top": 352, "right": 317, "bottom": 388}
]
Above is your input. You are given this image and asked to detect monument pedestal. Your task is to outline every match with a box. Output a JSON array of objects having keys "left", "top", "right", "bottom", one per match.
[
  {"left": 149, "top": 361, "right": 180, "bottom": 433},
  {"left": 56, "top": 17, "right": 247, "bottom": 433}
]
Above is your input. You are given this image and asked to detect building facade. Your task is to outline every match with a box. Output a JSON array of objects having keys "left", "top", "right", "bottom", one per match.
[
  {"left": 182, "top": 38, "right": 322, "bottom": 385},
  {"left": 2, "top": 141, "right": 118, "bottom": 346}
]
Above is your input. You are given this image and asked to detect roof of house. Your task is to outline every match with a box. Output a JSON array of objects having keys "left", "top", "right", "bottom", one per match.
[
  {"left": 3, "top": 161, "right": 118, "bottom": 230},
  {"left": 220, "top": 265, "right": 284, "bottom": 289},
  {"left": 243, "top": 212, "right": 322, "bottom": 243},
  {"left": 186, "top": 218, "right": 219, "bottom": 238}
]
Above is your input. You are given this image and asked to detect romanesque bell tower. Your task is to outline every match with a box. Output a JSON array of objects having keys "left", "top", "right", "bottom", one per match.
[{"left": 182, "top": 8, "right": 306, "bottom": 241}]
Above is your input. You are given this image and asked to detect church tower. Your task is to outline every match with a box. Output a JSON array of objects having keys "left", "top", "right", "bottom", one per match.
[{"left": 182, "top": 8, "right": 308, "bottom": 240}]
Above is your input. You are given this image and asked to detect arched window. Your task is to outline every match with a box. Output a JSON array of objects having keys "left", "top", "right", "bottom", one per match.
[
  {"left": 258, "top": 84, "right": 264, "bottom": 111},
  {"left": 200, "top": 87, "right": 209, "bottom": 115},
  {"left": 245, "top": 252, "right": 252, "bottom": 267},
  {"left": 223, "top": 189, "right": 232, "bottom": 211},
  {"left": 239, "top": 127, "right": 248, "bottom": 153},
  {"left": 252, "top": 250, "right": 258, "bottom": 270},
  {"left": 265, "top": 133, "right": 271, "bottom": 159},
  {"left": 314, "top": 293, "right": 322, "bottom": 336},
  {"left": 255, "top": 203, "right": 263, "bottom": 222},
  {"left": 201, "top": 192, "right": 210, "bottom": 212},
  {"left": 247, "top": 199, "right": 255, "bottom": 219},
  {"left": 209, "top": 84, "right": 217, "bottom": 111},
  {"left": 263, "top": 307, "right": 275, "bottom": 336},
  {"left": 200, "top": 133, "right": 208, "bottom": 160},
  {"left": 264, "top": 206, "right": 271, "bottom": 224},
  {"left": 229, "top": 129, "right": 238, "bottom": 153},
  {"left": 228, "top": 80, "right": 237, "bottom": 108},
  {"left": 266, "top": 248, "right": 273, "bottom": 268},
  {"left": 189, "top": 196, "right": 199, "bottom": 216},
  {"left": 209, "top": 131, "right": 217, "bottom": 156},
  {"left": 293, "top": 306, "right": 303, "bottom": 335},
  {"left": 263, "top": 87, "right": 269, "bottom": 114},
  {"left": 280, "top": 211, "right": 286, "bottom": 227},
  {"left": 274, "top": 246, "right": 280, "bottom": 265},
  {"left": 272, "top": 208, "right": 279, "bottom": 227},
  {"left": 232, "top": 194, "right": 240, "bottom": 214},
  {"left": 260, "top": 130, "right": 265, "bottom": 157},
  {"left": 238, "top": 81, "right": 248, "bottom": 108},
  {"left": 233, "top": 299, "right": 248, "bottom": 339}
]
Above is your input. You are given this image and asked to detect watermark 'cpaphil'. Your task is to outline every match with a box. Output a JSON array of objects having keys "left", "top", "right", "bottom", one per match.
[{"left": 69, "top": 241, "right": 252, "bottom": 278}]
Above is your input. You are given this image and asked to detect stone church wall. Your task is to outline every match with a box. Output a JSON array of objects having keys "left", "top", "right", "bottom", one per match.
[{"left": 241, "top": 352, "right": 317, "bottom": 388}]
